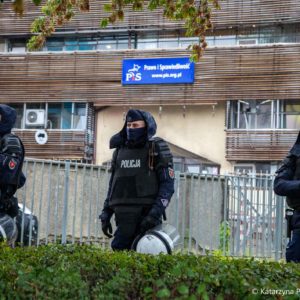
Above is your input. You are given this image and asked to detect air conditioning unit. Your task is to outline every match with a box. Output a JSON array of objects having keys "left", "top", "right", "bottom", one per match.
[{"left": 25, "top": 109, "right": 45, "bottom": 126}]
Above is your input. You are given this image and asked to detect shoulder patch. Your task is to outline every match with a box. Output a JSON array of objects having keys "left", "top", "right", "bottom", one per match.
[
  {"left": 168, "top": 167, "right": 175, "bottom": 179},
  {"left": 8, "top": 158, "right": 17, "bottom": 170}
]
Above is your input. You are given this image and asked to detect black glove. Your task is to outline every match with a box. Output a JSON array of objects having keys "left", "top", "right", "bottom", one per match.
[
  {"left": 140, "top": 214, "right": 160, "bottom": 233},
  {"left": 99, "top": 211, "right": 113, "bottom": 238},
  {"left": 102, "top": 221, "right": 113, "bottom": 238},
  {"left": 5, "top": 196, "right": 19, "bottom": 218}
]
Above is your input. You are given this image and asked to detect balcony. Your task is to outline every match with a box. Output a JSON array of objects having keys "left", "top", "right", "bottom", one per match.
[
  {"left": 226, "top": 129, "right": 299, "bottom": 161},
  {"left": 13, "top": 129, "right": 89, "bottom": 161}
]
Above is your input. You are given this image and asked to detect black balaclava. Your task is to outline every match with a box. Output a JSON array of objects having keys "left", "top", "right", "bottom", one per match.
[
  {"left": 126, "top": 109, "right": 147, "bottom": 147},
  {"left": 0, "top": 104, "right": 16, "bottom": 137}
]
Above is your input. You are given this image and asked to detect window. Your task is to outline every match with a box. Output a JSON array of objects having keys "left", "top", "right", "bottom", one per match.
[
  {"left": 73, "top": 103, "right": 87, "bottom": 129},
  {"left": 234, "top": 163, "right": 272, "bottom": 188},
  {"left": 9, "top": 103, "right": 24, "bottom": 129},
  {"left": 0, "top": 39, "right": 6, "bottom": 52},
  {"left": 78, "top": 38, "right": 97, "bottom": 51},
  {"left": 178, "top": 37, "right": 198, "bottom": 48},
  {"left": 98, "top": 36, "right": 117, "bottom": 50},
  {"left": 6, "top": 103, "right": 87, "bottom": 130},
  {"left": 9, "top": 39, "right": 26, "bottom": 53},
  {"left": 158, "top": 38, "right": 179, "bottom": 49},
  {"left": 65, "top": 39, "right": 78, "bottom": 51},
  {"left": 48, "top": 103, "right": 72, "bottom": 129},
  {"left": 215, "top": 35, "right": 236, "bottom": 46},
  {"left": 228, "top": 99, "right": 300, "bottom": 130},
  {"left": 137, "top": 33, "right": 158, "bottom": 50},
  {"left": 234, "top": 164, "right": 255, "bottom": 175},
  {"left": 281, "top": 100, "right": 300, "bottom": 129},
  {"left": 46, "top": 39, "right": 64, "bottom": 51},
  {"left": 230, "top": 100, "right": 275, "bottom": 129}
]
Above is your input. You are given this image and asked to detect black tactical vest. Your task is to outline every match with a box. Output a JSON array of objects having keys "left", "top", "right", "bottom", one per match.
[
  {"left": 287, "top": 156, "right": 300, "bottom": 210},
  {"left": 109, "top": 145, "right": 158, "bottom": 207}
]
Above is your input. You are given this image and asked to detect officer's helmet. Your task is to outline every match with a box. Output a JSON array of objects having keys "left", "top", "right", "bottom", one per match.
[
  {"left": 0, "top": 213, "right": 18, "bottom": 246},
  {"left": 132, "top": 223, "right": 180, "bottom": 255}
]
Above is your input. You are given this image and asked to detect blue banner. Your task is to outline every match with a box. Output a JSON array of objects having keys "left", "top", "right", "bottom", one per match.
[{"left": 122, "top": 57, "right": 195, "bottom": 85}]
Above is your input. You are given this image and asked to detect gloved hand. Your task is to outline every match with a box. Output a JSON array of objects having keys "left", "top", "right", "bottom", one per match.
[
  {"left": 102, "top": 221, "right": 113, "bottom": 238},
  {"left": 99, "top": 211, "right": 113, "bottom": 238},
  {"left": 140, "top": 214, "right": 160, "bottom": 233},
  {"left": 5, "top": 196, "right": 19, "bottom": 218}
]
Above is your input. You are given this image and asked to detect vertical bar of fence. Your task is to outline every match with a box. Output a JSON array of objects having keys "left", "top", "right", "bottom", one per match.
[
  {"left": 28, "top": 161, "right": 37, "bottom": 246},
  {"left": 196, "top": 174, "right": 201, "bottom": 255},
  {"left": 229, "top": 176, "right": 235, "bottom": 256},
  {"left": 37, "top": 161, "right": 45, "bottom": 246},
  {"left": 267, "top": 174, "right": 273, "bottom": 258},
  {"left": 261, "top": 173, "right": 266, "bottom": 258},
  {"left": 95, "top": 167, "right": 101, "bottom": 245},
  {"left": 188, "top": 174, "right": 194, "bottom": 252},
  {"left": 235, "top": 175, "right": 242, "bottom": 256},
  {"left": 202, "top": 174, "right": 208, "bottom": 255},
  {"left": 72, "top": 163, "right": 78, "bottom": 244},
  {"left": 242, "top": 176, "right": 247, "bottom": 256},
  {"left": 20, "top": 160, "right": 28, "bottom": 245},
  {"left": 174, "top": 171, "right": 180, "bottom": 239},
  {"left": 80, "top": 165, "right": 86, "bottom": 244},
  {"left": 45, "top": 162, "right": 53, "bottom": 245},
  {"left": 255, "top": 175, "right": 260, "bottom": 257},
  {"left": 61, "top": 161, "right": 70, "bottom": 244},
  {"left": 275, "top": 195, "right": 285, "bottom": 261},
  {"left": 181, "top": 173, "right": 187, "bottom": 252},
  {"left": 101, "top": 165, "right": 109, "bottom": 248},
  {"left": 209, "top": 176, "right": 215, "bottom": 253},
  {"left": 53, "top": 162, "right": 61, "bottom": 243},
  {"left": 87, "top": 165, "right": 94, "bottom": 244},
  {"left": 222, "top": 176, "right": 228, "bottom": 256},
  {"left": 249, "top": 176, "right": 254, "bottom": 257}
]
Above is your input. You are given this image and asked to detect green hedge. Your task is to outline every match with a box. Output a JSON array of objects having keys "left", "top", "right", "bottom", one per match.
[{"left": 0, "top": 243, "right": 300, "bottom": 300}]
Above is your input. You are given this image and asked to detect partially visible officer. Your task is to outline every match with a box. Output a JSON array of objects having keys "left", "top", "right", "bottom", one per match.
[
  {"left": 274, "top": 132, "right": 300, "bottom": 262},
  {"left": 99, "top": 109, "right": 175, "bottom": 250},
  {"left": 0, "top": 104, "right": 26, "bottom": 223}
]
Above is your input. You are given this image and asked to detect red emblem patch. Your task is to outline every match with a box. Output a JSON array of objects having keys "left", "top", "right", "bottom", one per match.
[
  {"left": 8, "top": 159, "right": 17, "bottom": 170},
  {"left": 168, "top": 167, "right": 175, "bottom": 179}
]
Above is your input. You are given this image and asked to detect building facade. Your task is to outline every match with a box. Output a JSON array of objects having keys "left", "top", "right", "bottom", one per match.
[{"left": 1, "top": 0, "right": 300, "bottom": 173}]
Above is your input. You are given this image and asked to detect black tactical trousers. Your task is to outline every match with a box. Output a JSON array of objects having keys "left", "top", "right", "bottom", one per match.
[
  {"left": 111, "top": 206, "right": 147, "bottom": 251},
  {"left": 286, "top": 211, "right": 300, "bottom": 262}
]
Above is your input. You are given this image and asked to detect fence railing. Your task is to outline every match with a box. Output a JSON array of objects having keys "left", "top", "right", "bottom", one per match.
[{"left": 15, "top": 159, "right": 287, "bottom": 260}]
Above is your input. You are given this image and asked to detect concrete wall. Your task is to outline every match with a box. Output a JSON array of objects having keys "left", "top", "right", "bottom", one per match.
[{"left": 95, "top": 105, "right": 232, "bottom": 174}]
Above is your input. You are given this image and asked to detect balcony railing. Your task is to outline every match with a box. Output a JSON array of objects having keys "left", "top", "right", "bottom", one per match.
[
  {"left": 226, "top": 129, "right": 299, "bottom": 161},
  {"left": 12, "top": 129, "right": 88, "bottom": 161}
]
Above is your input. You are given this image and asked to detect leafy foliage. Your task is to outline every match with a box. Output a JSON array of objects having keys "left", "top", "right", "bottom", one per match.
[
  {"left": 1, "top": 243, "right": 300, "bottom": 299},
  {"left": 7, "top": 0, "right": 222, "bottom": 60}
]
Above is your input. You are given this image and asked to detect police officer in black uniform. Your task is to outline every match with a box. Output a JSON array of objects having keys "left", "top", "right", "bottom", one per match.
[
  {"left": 0, "top": 104, "right": 26, "bottom": 242},
  {"left": 99, "top": 109, "right": 175, "bottom": 251},
  {"left": 274, "top": 131, "right": 300, "bottom": 262}
]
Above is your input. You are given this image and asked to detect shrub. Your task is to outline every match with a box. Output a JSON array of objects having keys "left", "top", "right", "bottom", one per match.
[{"left": 0, "top": 243, "right": 300, "bottom": 299}]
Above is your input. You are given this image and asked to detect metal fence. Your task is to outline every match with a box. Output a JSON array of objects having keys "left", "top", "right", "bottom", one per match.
[{"left": 15, "top": 159, "right": 287, "bottom": 260}]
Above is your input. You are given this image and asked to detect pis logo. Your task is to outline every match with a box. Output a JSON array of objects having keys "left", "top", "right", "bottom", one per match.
[{"left": 126, "top": 64, "right": 142, "bottom": 81}]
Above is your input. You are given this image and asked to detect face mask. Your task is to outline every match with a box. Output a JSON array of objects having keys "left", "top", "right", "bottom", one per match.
[{"left": 126, "top": 127, "right": 146, "bottom": 142}]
